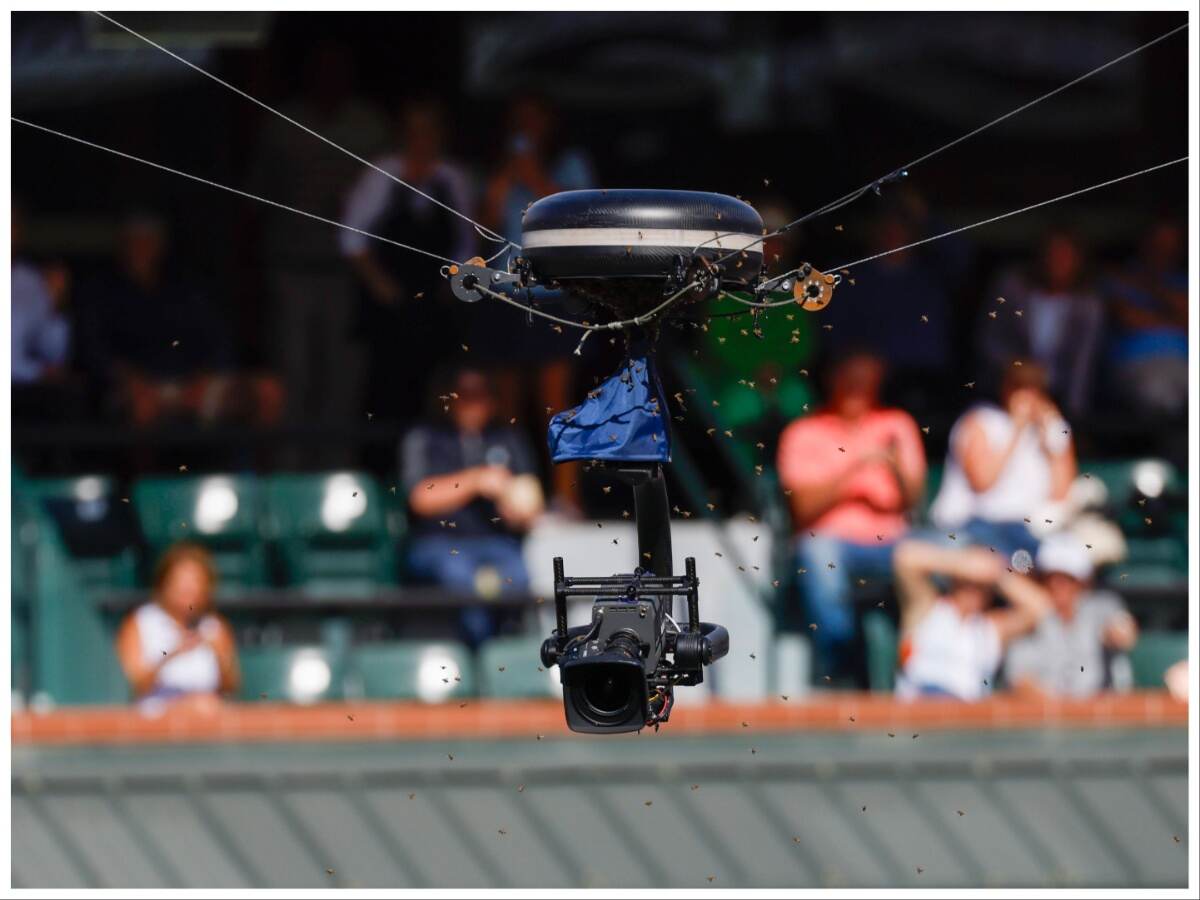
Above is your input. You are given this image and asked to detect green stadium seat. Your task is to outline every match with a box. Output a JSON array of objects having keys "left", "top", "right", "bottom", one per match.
[
  {"left": 238, "top": 645, "right": 347, "bottom": 704},
  {"left": 132, "top": 475, "right": 268, "bottom": 590},
  {"left": 1128, "top": 631, "right": 1187, "bottom": 689},
  {"left": 920, "top": 463, "right": 944, "bottom": 520},
  {"left": 1081, "top": 459, "right": 1183, "bottom": 508},
  {"left": 349, "top": 641, "right": 474, "bottom": 702},
  {"left": 264, "top": 472, "right": 400, "bottom": 595},
  {"left": 1107, "top": 537, "right": 1189, "bottom": 589},
  {"left": 478, "top": 636, "right": 557, "bottom": 698},
  {"left": 862, "top": 610, "right": 898, "bottom": 692}
]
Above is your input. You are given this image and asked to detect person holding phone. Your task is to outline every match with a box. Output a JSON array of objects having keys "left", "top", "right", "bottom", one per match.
[{"left": 115, "top": 543, "right": 240, "bottom": 709}]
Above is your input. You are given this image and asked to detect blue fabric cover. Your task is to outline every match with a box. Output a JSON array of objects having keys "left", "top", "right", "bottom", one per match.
[{"left": 548, "top": 354, "right": 671, "bottom": 464}]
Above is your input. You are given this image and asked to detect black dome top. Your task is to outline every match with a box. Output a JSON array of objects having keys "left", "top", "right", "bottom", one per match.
[
  {"left": 520, "top": 189, "right": 765, "bottom": 302},
  {"left": 522, "top": 189, "right": 763, "bottom": 236}
]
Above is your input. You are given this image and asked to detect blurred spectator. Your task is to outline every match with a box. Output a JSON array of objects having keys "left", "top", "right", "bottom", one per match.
[
  {"left": 78, "top": 212, "right": 283, "bottom": 427},
  {"left": 777, "top": 350, "right": 926, "bottom": 677},
  {"left": 115, "top": 543, "right": 240, "bottom": 709},
  {"left": 929, "top": 361, "right": 1075, "bottom": 557},
  {"left": 11, "top": 202, "right": 72, "bottom": 421},
  {"left": 1103, "top": 219, "right": 1188, "bottom": 417},
  {"left": 251, "top": 42, "right": 387, "bottom": 449},
  {"left": 1164, "top": 660, "right": 1188, "bottom": 703},
  {"left": 483, "top": 95, "right": 594, "bottom": 250},
  {"left": 402, "top": 368, "right": 544, "bottom": 647},
  {"left": 826, "top": 191, "right": 968, "bottom": 412},
  {"left": 1005, "top": 533, "right": 1137, "bottom": 698},
  {"left": 477, "top": 95, "right": 597, "bottom": 512},
  {"left": 699, "top": 201, "right": 818, "bottom": 448},
  {"left": 978, "top": 230, "right": 1104, "bottom": 417},
  {"left": 893, "top": 540, "right": 1049, "bottom": 700},
  {"left": 341, "top": 97, "right": 474, "bottom": 423}
]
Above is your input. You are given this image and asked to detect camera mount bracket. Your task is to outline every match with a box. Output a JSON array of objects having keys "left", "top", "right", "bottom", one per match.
[{"left": 541, "top": 463, "right": 729, "bottom": 730}]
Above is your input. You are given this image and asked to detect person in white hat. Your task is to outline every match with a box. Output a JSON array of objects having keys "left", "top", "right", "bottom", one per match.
[
  {"left": 892, "top": 540, "right": 1050, "bottom": 701},
  {"left": 1004, "top": 532, "right": 1138, "bottom": 697}
]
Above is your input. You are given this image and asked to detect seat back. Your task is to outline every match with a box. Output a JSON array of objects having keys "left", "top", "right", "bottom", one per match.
[
  {"left": 478, "top": 636, "right": 557, "bottom": 698},
  {"left": 239, "top": 645, "right": 347, "bottom": 703},
  {"left": 265, "top": 472, "right": 400, "bottom": 595},
  {"left": 132, "top": 475, "right": 267, "bottom": 589},
  {"left": 1128, "top": 631, "right": 1187, "bottom": 689},
  {"left": 349, "top": 641, "right": 474, "bottom": 702},
  {"left": 862, "top": 610, "right": 898, "bottom": 692}
]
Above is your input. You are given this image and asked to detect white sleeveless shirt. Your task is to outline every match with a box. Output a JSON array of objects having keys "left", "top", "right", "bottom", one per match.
[
  {"left": 896, "top": 601, "right": 1001, "bottom": 701},
  {"left": 930, "top": 403, "right": 1070, "bottom": 528},
  {"left": 134, "top": 602, "right": 221, "bottom": 698}
]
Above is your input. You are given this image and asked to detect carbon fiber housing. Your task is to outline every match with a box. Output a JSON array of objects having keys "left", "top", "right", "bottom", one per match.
[{"left": 520, "top": 189, "right": 764, "bottom": 314}]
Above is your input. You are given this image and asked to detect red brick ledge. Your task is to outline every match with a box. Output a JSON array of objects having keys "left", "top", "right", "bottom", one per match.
[{"left": 10, "top": 691, "right": 1186, "bottom": 747}]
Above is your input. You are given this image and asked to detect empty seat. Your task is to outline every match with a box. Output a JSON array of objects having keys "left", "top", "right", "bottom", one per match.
[
  {"left": 349, "top": 641, "right": 474, "bottom": 702},
  {"left": 1082, "top": 459, "right": 1183, "bottom": 508},
  {"left": 1128, "top": 631, "right": 1187, "bottom": 689},
  {"left": 238, "top": 645, "right": 347, "bottom": 704},
  {"left": 17, "top": 475, "right": 139, "bottom": 593},
  {"left": 132, "top": 475, "right": 268, "bottom": 590},
  {"left": 1110, "top": 537, "right": 1189, "bottom": 589},
  {"left": 265, "top": 472, "right": 400, "bottom": 596},
  {"left": 862, "top": 610, "right": 898, "bottom": 692},
  {"left": 478, "top": 636, "right": 557, "bottom": 698}
]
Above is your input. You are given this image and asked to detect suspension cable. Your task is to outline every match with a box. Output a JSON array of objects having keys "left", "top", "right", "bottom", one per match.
[
  {"left": 12, "top": 117, "right": 460, "bottom": 266},
  {"left": 831, "top": 156, "right": 1188, "bottom": 272},
  {"left": 471, "top": 279, "right": 705, "bottom": 334},
  {"left": 92, "top": 9, "right": 516, "bottom": 247},
  {"left": 706, "top": 156, "right": 1189, "bottom": 318},
  {"left": 696, "top": 21, "right": 1189, "bottom": 267}
]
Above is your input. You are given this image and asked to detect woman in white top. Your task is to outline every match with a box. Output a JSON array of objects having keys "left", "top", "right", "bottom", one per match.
[
  {"left": 930, "top": 361, "right": 1076, "bottom": 557},
  {"left": 116, "top": 543, "right": 240, "bottom": 707},
  {"left": 892, "top": 540, "right": 1048, "bottom": 700}
]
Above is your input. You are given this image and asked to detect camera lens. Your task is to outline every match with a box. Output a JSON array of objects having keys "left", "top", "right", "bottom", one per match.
[
  {"left": 566, "top": 631, "right": 645, "bottom": 729},
  {"left": 580, "top": 666, "right": 640, "bottom": 719}
]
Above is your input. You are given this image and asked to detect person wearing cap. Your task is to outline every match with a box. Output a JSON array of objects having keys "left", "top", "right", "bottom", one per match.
[
  {"left": 892, "top": 540, "right": 1050, "bottom": 700},
  {"left": 1004, "top": 533, "right": 1138, "bottom": 698}
]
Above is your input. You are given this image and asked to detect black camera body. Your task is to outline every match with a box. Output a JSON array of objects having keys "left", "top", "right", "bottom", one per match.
[
  {"left": 558, "top": 597, "right": 660, "bottom": 733},
  {"left": 541, "top": 554, "right": 730, "bottom": 734}
]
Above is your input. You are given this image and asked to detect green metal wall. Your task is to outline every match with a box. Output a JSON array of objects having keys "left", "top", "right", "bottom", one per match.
[
  {"left": 11, "top": 726, "right": 1188, "bottom": 888},
  {"left": 11, "top": 496, "right": 128, "bottom": 705}
]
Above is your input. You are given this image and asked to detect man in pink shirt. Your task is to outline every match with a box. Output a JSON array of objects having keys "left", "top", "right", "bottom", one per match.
[{"left": 777, "top": 351, "right": 926, "bottom": 679}]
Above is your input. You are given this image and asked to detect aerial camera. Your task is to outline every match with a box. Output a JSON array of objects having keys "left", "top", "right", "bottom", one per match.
[{"left": 448, "top": 189, "right": 835, "bottom": 732}]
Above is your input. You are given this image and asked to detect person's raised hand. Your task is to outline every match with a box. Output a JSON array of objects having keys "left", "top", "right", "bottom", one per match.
[
  {"left": 167, "top": 630, "right": 204, "bottom": 660},
  {"left": 1008, "top": 389, "right": 1039, "bottom": 430},
  {"left": 958, "top": 547, "right": 1006, "bottom": 585},
  {"left": 1103, "top": 611, "right": 1138, "bottom": 651},
  {"left": 1034, "top": 394, "right": 1064, "bottom": 429},
  {"left": 475, "top": 465, "right": 514, "bottom": 500}
]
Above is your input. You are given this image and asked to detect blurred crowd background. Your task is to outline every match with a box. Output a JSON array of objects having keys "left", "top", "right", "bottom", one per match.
[{"left": 10, "top": 10, "right": 1189, "bottom": 711}]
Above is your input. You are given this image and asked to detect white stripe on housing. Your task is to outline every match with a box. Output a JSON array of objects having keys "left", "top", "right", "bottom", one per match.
[{"left": 521, "top": 227, "right": 763, "bottom": 252}]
